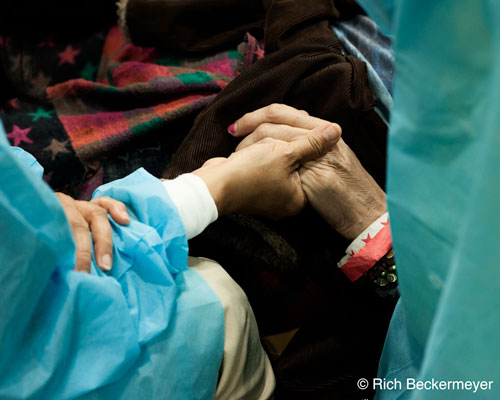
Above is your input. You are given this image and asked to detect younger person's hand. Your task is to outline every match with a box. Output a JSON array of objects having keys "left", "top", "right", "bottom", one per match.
[
  {"left": 193, "top": 122, "right": 340, "bottom": 219},
  {"left": 230, "top": 104, "right": 387, "bottom": 240}
]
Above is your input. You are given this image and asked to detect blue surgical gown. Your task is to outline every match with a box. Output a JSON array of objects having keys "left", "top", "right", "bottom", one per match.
[
  {"left": 356, "top": 1, "right": 500, "bottom": 399},
  {"left": 0, "top": 122, "right": 224, "bottom": 400}
]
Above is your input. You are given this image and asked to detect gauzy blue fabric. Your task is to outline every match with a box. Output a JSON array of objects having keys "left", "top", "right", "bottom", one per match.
[
  {"left": 356, "top": 1, "right": 500, "bottom": 399},
  {"left": 333, "top": 15, "right": 394, "bottom": 124},
  {"left": 9, "top": 146, "right": 45, "bottom": 178},
  {"left": 0, "top": 120, "right": 224, "bottom": 400}
]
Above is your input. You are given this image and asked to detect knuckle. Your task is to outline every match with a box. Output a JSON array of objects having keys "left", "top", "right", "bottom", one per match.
[
  {"left": 261, "top": 122, "right": 274, "bottom": 133},
  {"left": 283, "top": 145, "right": 296, "bottom": 159},
  {"left": 307, "top": 136, "right": 324, "bottom": 157},
  {"left": 260, "top": 137, "right": 276, "bottom": 145},
  {"left": 55, "top": 192, "right": 66, "bottom": 201},
  {"left": 90, "top": 204, "right": 108, "bottom": 217},
  {"left": 239, "top": 113, "right": 250, "bottom": 129},
  {"left": 291, "top": 113, "right": 302, "bottom": 127},
  {"left": 235, "top": 141, "right": 245, "bottom": 152},
  {"left": 115, "top": 202, "right": 128, "bottom": 215},
  {"left": 265, "top": 103, "right": 284, "bottom": 120},
  {"left": 254, "top": 123, "right": 272, "bottom": 139},
  {"left": 92, "top": 196, "right": 111, "bottom": 205},
  {"left": 75, "top": 251, "right": 92, "bottom": 268},
  {"left": 57, "top": 193, "right": 73, "bottom": 207},
  {"left": 76, "top": 248, "right": 92, "bottom": 260},
  {"left": 253, "top": 125, "right": 264, "bottom": 140},
  {"left": 74, "top": 220, "right": 90, "bottom": 231},
  {"left": 75, "top": 200, "right": 90, "bottom": 211}
]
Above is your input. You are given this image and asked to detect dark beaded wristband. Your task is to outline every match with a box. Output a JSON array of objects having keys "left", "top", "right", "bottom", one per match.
[{"left": 361, "top": 249, "right": 399, "bottom": 300}]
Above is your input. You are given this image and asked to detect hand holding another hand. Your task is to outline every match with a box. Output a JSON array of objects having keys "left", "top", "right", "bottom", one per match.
[
  {"left": 193, "top": 120, "right": 341, "bottom": 219},
  {"left": 230, "top": 104, "right": 387, "bottom": 240}
]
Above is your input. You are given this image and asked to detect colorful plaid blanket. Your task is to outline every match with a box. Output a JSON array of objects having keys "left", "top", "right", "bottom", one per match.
[{"left": 0, "top": 26, "right": 263, "bottom": 198}]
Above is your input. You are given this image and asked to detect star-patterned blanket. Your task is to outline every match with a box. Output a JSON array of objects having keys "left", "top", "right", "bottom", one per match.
[{"left": 0, "top": 26, "right": 263, "bottom": 199}]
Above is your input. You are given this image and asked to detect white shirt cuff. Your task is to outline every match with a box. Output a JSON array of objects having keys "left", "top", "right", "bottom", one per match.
[{"left": 161, "top": 174, "right": 218, "bottom": 240}]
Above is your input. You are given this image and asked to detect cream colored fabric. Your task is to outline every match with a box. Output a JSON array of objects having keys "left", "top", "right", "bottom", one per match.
[{"left": 188, "top": 257, "right": 275, "bottom": 400}]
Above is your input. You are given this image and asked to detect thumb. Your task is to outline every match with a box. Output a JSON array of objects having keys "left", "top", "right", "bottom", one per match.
[{"left": 288, "top": 123, "right": 341, "bottom": 164}]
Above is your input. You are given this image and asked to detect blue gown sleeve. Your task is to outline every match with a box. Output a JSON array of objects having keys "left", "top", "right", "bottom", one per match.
[
  {"left": 0, "top": 132, "right": 76, "bottom": 376},
  {"left": 0, "top": 121, "right": 224, "bottom": 400}
]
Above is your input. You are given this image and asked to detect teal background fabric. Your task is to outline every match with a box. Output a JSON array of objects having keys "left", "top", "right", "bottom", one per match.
[
  {"left": 357, "top": 1, "right": 500, "bottom": 399},
  {"left": 0, "top": 121, "right": 224, "bottom": 399}
]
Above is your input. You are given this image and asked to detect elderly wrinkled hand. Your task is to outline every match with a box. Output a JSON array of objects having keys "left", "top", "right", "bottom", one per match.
[
  {"left": 230, "top": 104, "right": 387, "bottom": 240},
  {"left": 193, "top": 120, "right": 340, "bottom": 219},
  {"left": 56, "top": 194, "right": 130, "bottom": 273}
]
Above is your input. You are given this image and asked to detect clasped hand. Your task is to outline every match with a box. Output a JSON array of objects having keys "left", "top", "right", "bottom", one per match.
[
  {"left": 59, "top": 104, "right": 386, "bottom": 274},
  {"left": 198, "top": 104, "right": 387, "bottom": 240}
]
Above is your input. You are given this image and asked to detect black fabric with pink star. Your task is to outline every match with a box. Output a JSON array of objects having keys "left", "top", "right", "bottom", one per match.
[{"left": 0, "top": 31, "right": 106, "bottom": 195}]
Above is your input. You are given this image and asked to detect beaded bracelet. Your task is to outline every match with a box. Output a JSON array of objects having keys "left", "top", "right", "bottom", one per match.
[{"left": 362, "top": 249, "right": 398, "bottom": 299}]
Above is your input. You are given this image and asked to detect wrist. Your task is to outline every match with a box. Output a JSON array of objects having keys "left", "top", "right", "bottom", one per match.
[
  {"left": 341, "top": 202, "right": 387, "bottom": 240},
  {"left": 161, "top": 174, "right": 218, "bottom": 239},
  {"left": 192, "top": 166, "right": 234, "bottom": 216},
  {"left": 324, "top": 187, "right": 387, "bottom": 241}
]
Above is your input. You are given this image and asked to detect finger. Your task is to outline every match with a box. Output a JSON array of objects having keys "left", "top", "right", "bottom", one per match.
[
  {"left": 286, "top": 124, "right": 341, "bottom": 166},
  {"left": 72, "top": 218, "right": 93, "bottom": 273},
  {"left": 236, "top": 123, "right": 310, "bottom": 151},
  {"left": 229, "top": 104, "right": 332, "bottom": 137},
  {"left": 56, "top": 193, "right": 93, "bottom": 274},
  {"left": 92, "top": 196, "right": 130, "bottom": 225},
  {"left": 76, "top": 202, "right": 113, "bottom": 271}
]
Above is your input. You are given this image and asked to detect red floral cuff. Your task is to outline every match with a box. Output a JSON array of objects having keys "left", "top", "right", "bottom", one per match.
[{"left": 338, "top": 213, "right": 392, "bottom": 282}]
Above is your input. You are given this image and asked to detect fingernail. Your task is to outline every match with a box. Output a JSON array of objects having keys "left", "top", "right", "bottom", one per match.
[
  {"left": 100, "top": 254, "right": 112, "bottom": 271},
  {"left": 227, "top": 123, "right": 236, "bottom": 135},
  {"left": 320, "top": 124, "right": 340, "bottom": 143}
]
